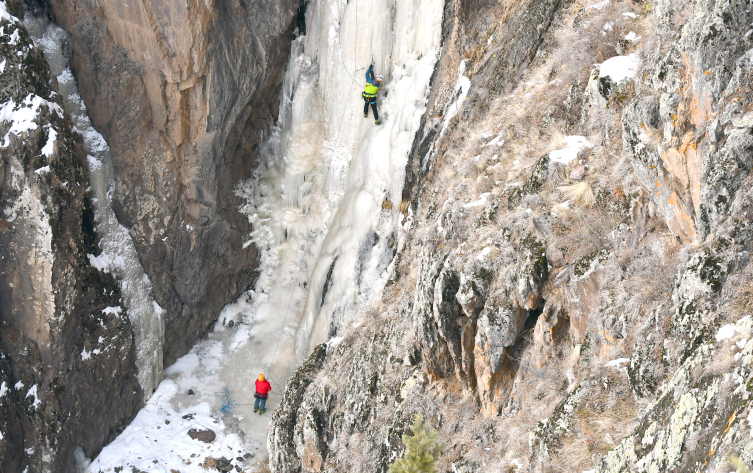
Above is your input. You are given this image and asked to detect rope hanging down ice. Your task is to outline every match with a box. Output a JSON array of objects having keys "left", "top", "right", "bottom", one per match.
[
  {"left": 218, "top": 0, "right": 366, "bottom": 414},
  {"left": 265, "top": 0, "right": 361, "bottom": 390}
]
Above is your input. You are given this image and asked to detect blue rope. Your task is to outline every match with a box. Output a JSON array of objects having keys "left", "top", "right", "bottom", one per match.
[{"left": 215, "top": 387, "right": 253, "bottom": 414}]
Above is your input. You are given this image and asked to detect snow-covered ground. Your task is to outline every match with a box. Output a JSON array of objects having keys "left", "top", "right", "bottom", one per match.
[{"left": 28, "top": 0, "right": 446, "bottom": 470}]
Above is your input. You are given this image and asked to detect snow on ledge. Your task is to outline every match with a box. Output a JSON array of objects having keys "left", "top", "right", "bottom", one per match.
[
  {"left": 102, "top": 306, "right": 123, "bottom": 316},
  {"left": 604, "top": 358, "right": 629, "bottom": 370},
  {"left": 599, "top": 54, "right": 638, "bottom": 84},
  {"left": 549, "top": 136, "right": 593, "bottom": 165}
]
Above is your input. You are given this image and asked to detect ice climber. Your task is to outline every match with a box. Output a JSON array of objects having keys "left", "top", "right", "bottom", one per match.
[
  {"left": 254, "top": 373, "right": 272, "bottom": 414},
  {"left": 363, "top": 64, "right": 383, "bottom": 125}
]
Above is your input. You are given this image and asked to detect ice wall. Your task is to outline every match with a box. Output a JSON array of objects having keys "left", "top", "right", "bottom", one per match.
[
  {"left": 25, "top": 19, "right": 165, "bottom": 399},
  {"left": 237, "top": 0, "right": 445, "bottom": 379}
]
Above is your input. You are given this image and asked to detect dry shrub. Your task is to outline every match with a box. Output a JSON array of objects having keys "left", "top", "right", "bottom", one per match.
[
  {"left": 729, "top": 281, "right": 753, "bottom": 316},
  {"left": 549, "top": 376, "right": 638, "bottom": 472},
  {"left": 550, "top": 205, "right": 617, "bottom": 263},
  {"left": 621, "top": 231, "right": 681, "bottom": 310},
  {"left": 558, "top": 182, "right": 596, "bottom": 206}
]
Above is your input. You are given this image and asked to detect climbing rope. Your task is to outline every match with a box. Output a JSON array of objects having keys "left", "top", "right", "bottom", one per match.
[
  {"left": 265, "top": 0, "right": 361, "bottom": 385},
  {"left": 216, "top": 386, "right": 254, "bottom": 414},
  {"left": 338, "top": 0, "right": 367, "bottom": 84},
  {"left": 218, "top": 0, "right": 369, "bottom": 415}
]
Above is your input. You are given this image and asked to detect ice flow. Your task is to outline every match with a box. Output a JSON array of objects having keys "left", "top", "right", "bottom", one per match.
[
  {"left": 25, "top": 18, "right": 165, "bottom": 400},
  {"left": 87, "top": 0, "right": 445, "bottom": 470}
]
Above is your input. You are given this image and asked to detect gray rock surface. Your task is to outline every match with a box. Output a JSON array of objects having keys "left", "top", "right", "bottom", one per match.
[
  {"left": 0, "top": 2, "right": 141, "bottom": 470},
  {"left": 45, "top": 0, "right": 299, "bottom": 365}
]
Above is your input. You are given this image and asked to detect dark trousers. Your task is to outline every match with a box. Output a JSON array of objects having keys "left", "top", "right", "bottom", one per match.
[
  {"left": 364, "top": 99, "right": 379, "bottom": 120},
  {"left": 254, "top": 396, "right": 266, "bottom": 411}
]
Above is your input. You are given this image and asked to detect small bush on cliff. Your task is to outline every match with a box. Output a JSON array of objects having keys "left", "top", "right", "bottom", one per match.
[{"left": 389, "top": 415, "right": 444, "bottom": 473}]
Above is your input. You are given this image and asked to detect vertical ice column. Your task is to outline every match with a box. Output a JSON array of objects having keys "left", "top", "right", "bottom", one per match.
[
  {"left": 27, "top": 19, "right": 165, "bottom": 399},
  {"left": 236, "top": 0, "right": 445, "bottom": 371}
]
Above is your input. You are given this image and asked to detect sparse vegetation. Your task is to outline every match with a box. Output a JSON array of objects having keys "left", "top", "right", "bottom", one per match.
[{"left": 389, "top": 415, "right": 445, "bottom": 473}]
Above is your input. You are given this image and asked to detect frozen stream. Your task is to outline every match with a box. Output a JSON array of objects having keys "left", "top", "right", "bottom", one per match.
[
  {"left": 31, "top": 0, "right": 446, "bottom": 471},
  {"left": 24, "top": 19, "right": 165, "bottom": 399}
]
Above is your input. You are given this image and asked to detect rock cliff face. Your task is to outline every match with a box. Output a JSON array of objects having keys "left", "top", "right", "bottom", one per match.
[
  {"left": 269, "top": 0, "right": 753, "bottom": 471},
  {"left": 43, "top": 0, "right": 299, "bottom": 364},
  {"left": 0, "top": 2, "right": 141, "bottom": 471}
]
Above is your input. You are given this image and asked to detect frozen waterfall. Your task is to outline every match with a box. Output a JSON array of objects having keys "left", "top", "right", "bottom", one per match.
[
  {"left": 25, "top": 18, "right": 165, "bottom": 400},
  {"left": 88, "top": 0, "right": 445, "bottom": 470}
]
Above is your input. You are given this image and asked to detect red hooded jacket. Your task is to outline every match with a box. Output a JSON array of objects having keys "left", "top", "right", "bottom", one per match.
[{"left": 255, "top": 379, "right": 272, "bottom": 398}]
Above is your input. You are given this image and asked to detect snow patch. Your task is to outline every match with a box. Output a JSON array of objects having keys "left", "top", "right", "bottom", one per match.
[
  {"left": 440, "top": 60, "right": 471, "bottom": 137},
  {"left": 717, "top": 323, "right": 741, "bottom": 341},
  {"left": 586, "top": 0, "right": 610, "bottom": 10},
  {"left": 463, "top": 192, "right": 491, "bottom": 209},
  {"left": 0, "top": 95, "right": 63, "bottom": 147},
  {"left": 25, "top": 384, "right": 40, "bottom": 408},
  {"left": 477, "top": 246, "right": 492, "bottom": 261},
  {"left": 484, "top": 135, "right": 504, "bottom": 147},
  {"left": 326, "top": 336, "right": 344, "bottom": 353},
  {"left": 599, "top": 54, "right": 638, "bottom": 84},
  {"left": 0, "top": 1, "right": 19, "bottom": 22},
  {"left": 549, "top": 136, "right": 593, "bottom": 165},
  {"left": 87, "top": 251, "right": 125, "bottom": 273},
  {"left": 41, "top": 126, "right": 56, "bottom": 156},
  {"left": 14, "top": 381, "right": 23, "bottom": 390},
  {"left": 102, "top": 306, "right": 123, "bottom": 316}
]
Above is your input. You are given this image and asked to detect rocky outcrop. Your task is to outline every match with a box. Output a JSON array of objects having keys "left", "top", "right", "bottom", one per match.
[
  {"left": 270, "top": 0, "right": 753, "bottom": 471},
  {"left": 0, "top": 3, "right": 141, "bottom": 470},
  {"left": 44, "top": 0, "right": 299, "bottom": 364},
  {"left": 623, "top": 0, "right": 753, "bottom": 244}
]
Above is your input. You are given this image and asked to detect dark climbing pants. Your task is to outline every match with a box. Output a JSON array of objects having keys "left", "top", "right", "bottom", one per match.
[
  {"left": 254, "top": 396, "right": 266, "bottom": 411},
  {"left": 363, "top": 97, "right": 379, "bottom": 121}
]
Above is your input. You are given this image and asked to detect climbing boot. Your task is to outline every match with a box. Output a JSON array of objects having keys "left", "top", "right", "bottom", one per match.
[
  {"left": 375, "top": 119, "right": 381, "bottom": 125},
  {"left": 254, "top": 407, "right": 259, "bottom": 413},
  {"left": 364, "top": 112, "right": 368, "bottom": 118},
  {"left": 259, "top": 409, "right": 266, "bottom": 415}
]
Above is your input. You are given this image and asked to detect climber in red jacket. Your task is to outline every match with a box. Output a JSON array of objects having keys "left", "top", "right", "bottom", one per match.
[{"left": 254, "top": 373, "right": 272, "bottom": 414}]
